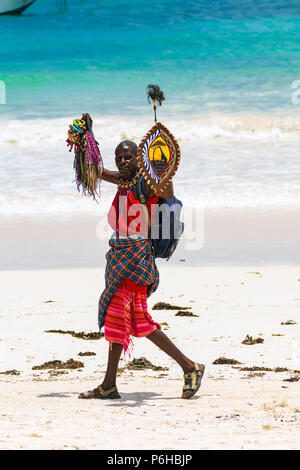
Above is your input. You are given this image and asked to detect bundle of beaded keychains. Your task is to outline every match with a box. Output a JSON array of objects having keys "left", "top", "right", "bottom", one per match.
[{"left": 66, "top": 114, "right": 103, "bottom": 200}]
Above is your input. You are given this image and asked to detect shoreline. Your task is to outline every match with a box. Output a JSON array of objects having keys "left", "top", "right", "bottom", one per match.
[{"left": 1, "top": 206, "right": 300, "bottom": 270}]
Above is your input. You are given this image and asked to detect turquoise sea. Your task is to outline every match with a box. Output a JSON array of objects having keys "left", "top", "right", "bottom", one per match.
[
  {"left": 0, "top": 0, "right": 300, "bottom": 213},
  {"left": 1, "top": 0, "right": 300, "bottom": 118}
]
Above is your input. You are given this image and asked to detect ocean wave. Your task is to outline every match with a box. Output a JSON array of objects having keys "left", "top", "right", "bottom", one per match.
[
  {"left": 1, "top": 113, "right": 300, "bottom": 151},
  {"left": 1, "top": 112, "right": 299, "bottom": 215}
]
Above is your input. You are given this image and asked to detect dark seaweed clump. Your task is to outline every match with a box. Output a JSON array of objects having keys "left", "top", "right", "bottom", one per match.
[
  {"left": 78, "top": 351, "right": 96, "bottom": 357},
  {"left": 152, "top": 302, "right": 191, "bottom": 310},
  {"left": 175, "top": 311, "right": 199, "bottom": 317},
  {"left": 237, "top": 366, "right": 272, "bottom": 372},
  {"left": 32, "top": 359, "right": 84, "bottom": 370},
  {"left": 126, "top": 357, "right": 169, "bottom": 371},
  {"left": 242, "top": 335, "right": 264, "bottom": 345},
  {"left": 236, "top": 366, "right": 289, "bottom": 372},
  {"left": 45, "top": 330, "right": 104, "bottom": 340},
  {"left": 213, "top": 357, "right": 242, "bottom": 365},
  {"left": 0, "top": 369, "right": 20, "bottom": 375},
  {"left": 283, "top": 376, "right": 300, "bottom": 382}
]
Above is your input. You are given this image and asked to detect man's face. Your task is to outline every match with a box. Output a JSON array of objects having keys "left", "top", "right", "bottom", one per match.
[{"left": 115, "top": 144, "right": 138, "bottom": 180}]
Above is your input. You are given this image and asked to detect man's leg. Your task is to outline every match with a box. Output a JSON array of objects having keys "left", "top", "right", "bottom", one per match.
[
  {"left": 147, "top": 329, "right": 194, "bottom": 373},
  {"left": 78, "top": 342, "right": 123, "bottom": 398},
  {"left": 102, "top": 342, "right": 124, "bottom": 390},
  {"left": 146, "top": 328, "right": 204, "bottom": 398}
]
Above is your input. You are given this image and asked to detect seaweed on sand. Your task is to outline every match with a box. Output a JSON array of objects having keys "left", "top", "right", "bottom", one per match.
[
  {"left": 48, "top": 370, "right": 68, "bottom": 376},
  {"left": 45, "top": 330, "right": 104, "bottom": 340},
  {"left": 32, "top": 359, "right": 84, "bottom": 370},
  {"left": 175, "top": 311, "right": 199, "bottom": 317},
  {"left": 152, "top": 302, "right": 191, "bottom": 310},
  {"left": 242, "top": 335, "right": 264, "bottom": 345},
  {"left": 0, "top": 369, "right": 20, "bottom": 375},
  {"left": 237, "top": 366, "right": 272, "bottom": 372},
  {"left": 125, "top": 357, "right": 169, "bottom": 371},
  {"left": 213, "top": 357, "right": 242, "bottom": 365},
  {"left": 283, "top": 376, "right": 300, "bottom": 382}
]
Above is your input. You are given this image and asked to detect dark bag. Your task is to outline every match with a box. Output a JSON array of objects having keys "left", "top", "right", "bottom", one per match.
[{"left": 136, "top": 176, "right": 184, "bottom": 261}]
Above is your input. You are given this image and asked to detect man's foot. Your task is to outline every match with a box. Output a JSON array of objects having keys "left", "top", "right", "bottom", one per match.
[
  {"left": 181, "top": 363, "right": 205, "bottom": 399},
  {"left": 78, "top": 384, "right": 121, "bottom": 399}
]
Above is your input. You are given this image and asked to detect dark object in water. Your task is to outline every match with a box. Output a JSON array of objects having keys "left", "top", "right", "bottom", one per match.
[
  {"left": 45, "top": 330, "right": 104, "bottom": 340},
  {"left": 281, "top": 320, "right": 297, "bottom": 325},
  {"left": 242, "top": 335, "right": 264, "bottom": 345},
  {"left": 32, "top": 359, "right": 84, "bottom": 370},
  {"left": 126, "top": 357, "right": 168, "bottom": 371},
  {"left": 0, "top": 0, "right": 36, "bottom": 16},
  {"left": 213, "top": 357, "right": 242, "bottom": 365},
  {"left": 78, "top": 351, "right": 96, "bottom": 356},
  {"left": 175, "top": 311, "right": 199, "bottom": 317},
  {"left": 152, "top": 302, "right": 191, "bottom": 310},
  {"left": 0, "top": 369, "right": 20, "bottom": 375}
]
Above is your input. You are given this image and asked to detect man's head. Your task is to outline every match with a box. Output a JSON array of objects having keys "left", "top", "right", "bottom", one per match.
[{"left": 115, "top": 140, "right": 139, "bottom": 180}]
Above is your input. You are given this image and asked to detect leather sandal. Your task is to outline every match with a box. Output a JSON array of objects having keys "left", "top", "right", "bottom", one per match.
[
  {"left": 182, "top": 363, "right": 205, "bottom": 399},
  {"left": 78, "top": 385, "right": 121, "bottom": 399}
]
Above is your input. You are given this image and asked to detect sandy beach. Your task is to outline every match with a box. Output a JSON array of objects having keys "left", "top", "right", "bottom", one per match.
[
  {"left": 2, "top": 0, "right": 300, "bottom": 453},
  {"left": 1, "top": 238, "right": 299, "bottom": 449}
]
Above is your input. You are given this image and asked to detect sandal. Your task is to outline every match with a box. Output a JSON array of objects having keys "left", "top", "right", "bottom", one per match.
[
  {"left": 182, "top": 363, "right": 205, "bottom": 399},
  {"left": 78, "top": 385, "right": 121, "bottom": 399}
]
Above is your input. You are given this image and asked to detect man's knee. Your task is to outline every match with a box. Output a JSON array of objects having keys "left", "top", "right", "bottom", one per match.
[{"left": 146, "top": 328, "right": 160, "bottom": 340}]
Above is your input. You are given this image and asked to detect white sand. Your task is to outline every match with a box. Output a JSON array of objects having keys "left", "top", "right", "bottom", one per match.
[{"left": 0, "top": 265, "right": 299, "bottom": 450}]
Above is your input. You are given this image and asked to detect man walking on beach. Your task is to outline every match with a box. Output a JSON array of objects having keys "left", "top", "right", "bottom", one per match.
[{"left": 78, "top": 140, "right": 204, "bottom": 400}]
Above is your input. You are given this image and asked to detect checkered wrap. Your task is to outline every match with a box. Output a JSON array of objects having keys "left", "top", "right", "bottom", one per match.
[{"left": 98, "top": 237, "right": 159, "bottom": 330}]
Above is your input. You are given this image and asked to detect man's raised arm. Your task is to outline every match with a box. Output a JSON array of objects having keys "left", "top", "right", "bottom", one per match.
[{"left": 101, "top": 168, "right": 120, "bottom": 185}]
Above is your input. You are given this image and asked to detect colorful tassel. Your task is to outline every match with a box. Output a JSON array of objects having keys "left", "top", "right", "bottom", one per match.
[{"left": 66, "top": 113, "right": 104, "bottom": 200}]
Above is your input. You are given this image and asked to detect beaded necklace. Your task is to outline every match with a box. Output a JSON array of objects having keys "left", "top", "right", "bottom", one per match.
[{"left": 118, "top": 169, "right": 142, "bottom": 190}]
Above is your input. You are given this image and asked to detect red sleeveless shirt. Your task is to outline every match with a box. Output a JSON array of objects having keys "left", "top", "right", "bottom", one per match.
[{"left": 107, "top": 188, "right": 159, "bottom": 238}]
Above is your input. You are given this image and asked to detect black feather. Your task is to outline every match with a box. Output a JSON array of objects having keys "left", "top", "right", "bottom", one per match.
[{"left": 147, "top": 84, "right": 165, "bottom": 106}]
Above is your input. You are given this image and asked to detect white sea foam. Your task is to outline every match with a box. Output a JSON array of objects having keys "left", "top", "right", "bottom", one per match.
[
  {"left": 0, "top": 114, "right": 299, "bottom": 215},
  {"left": 1, "top": 113, "right": 300, "bottom": 150}
]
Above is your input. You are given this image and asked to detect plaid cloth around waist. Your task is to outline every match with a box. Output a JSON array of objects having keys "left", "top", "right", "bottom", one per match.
[{"left": 98, "top": 237, "right": 159, "bottom": 330}]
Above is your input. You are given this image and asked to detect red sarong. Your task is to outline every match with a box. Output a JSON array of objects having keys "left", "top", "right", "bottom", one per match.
[{"left": 104, "top": 277, "right": 161, "bottom": 357}]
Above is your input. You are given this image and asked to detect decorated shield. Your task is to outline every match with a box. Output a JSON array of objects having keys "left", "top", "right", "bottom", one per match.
[{"left": 137, "top": 121, "right": 181, "bottom": 192}]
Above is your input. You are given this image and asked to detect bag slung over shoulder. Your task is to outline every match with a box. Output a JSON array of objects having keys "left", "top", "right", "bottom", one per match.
[{"left": 136, "top": 176, "right": 184, "bottom": 261}]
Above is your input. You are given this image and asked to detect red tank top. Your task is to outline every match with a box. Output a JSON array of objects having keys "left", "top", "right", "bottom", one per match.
[{"left": 107, "top": 188, "right": 159, "bottom": 238}]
